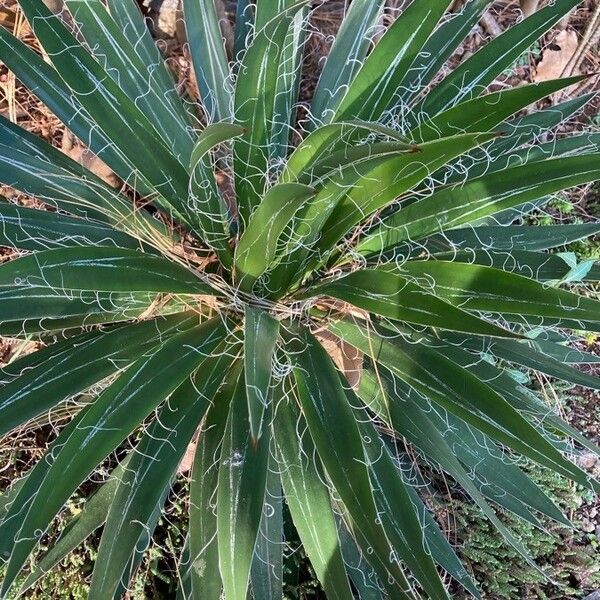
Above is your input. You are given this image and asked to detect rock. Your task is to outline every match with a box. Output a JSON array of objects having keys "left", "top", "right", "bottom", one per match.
[
  {"left": 583, "top": 591, "right": 600, "bottom": 600},
  {"left": 576, "top": 452, "right": 600, "bottom": 472},
  {"left": 582, "top": 519, "right": 596, "bottom": 533}
]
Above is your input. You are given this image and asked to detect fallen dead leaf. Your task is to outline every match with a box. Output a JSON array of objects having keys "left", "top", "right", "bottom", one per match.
[
  {"left": 520, "top": 0, "right": 539, "bottom": 18},
  {"left": 317, "top": 330, "right": 364, "bottom": 390},
  {"left": 534, "top": 29, "right": 580, "bottom": 83}
]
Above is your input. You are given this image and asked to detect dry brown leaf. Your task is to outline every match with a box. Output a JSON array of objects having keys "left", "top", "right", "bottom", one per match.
[
  {"left": 534, "top": 29, "right": 580, "bottom": 82},
  {"left": 317, "top": 330, "right": 363, "bottom": 390},
  {"left": 177, "top": 439, "right": 197, "bottom": 474},
  {"left": 520, "top": 0, "right": 539, "bottom": 18}
]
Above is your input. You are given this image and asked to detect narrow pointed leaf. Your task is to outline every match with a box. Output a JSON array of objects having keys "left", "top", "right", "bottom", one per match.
[
  {"left": 411, "top": 76, "right": 587, "bottom": 143},
  {"left": 65, "top": 0, "right": 194, "bottom": 159},
  {"left": 360, "top": 369, "right": 568, "bottom": 527},
  {"left": 0, "top": 317, "right": 228, "bottom": 596},
  {"left": 189, "top": 123, "right": 245, "bottom": 266},
  {"left": 446, "top": 335, "right": 600, "bottom": 391},
  {"left": 421, "top": 223, "right": 600, "bottom": 254},
  {"left": 0, "top": 312, "right": 198, "bottom": 437},
  {"left": 0, "top": 130, "right": 165, "bottom": 241},
  {"left": 333, "top": 0, "right": 451, "bottom": 122},
  {"left": 250, "top": 442, "right": 284, "bottom": 600},
  {"left": 19, "top": 457, "right": 132, "bottom": 593},
  {"left": 310, "top": 0, "right": 386, "bottom": 123},
  {"left": 234, "top": 9, "right": 300, "bottom": 224},
  {"left": 0, "top": 27, "right": 145, "bottom": 193},
  {"left": 0, "top": 287, "right": 169, "bottom": 336},
  {"left": 0, "top": 247, "right": 214, "bottom": 295},
  {"left": 235, "top": 183, "right": 315, "bottom": 290},
  {"left": 217, "top": 371, "right": 271, "bottom": 600},
  {"left": 330, "top": 319, "right": 597, "bottom": 491},
  {"left": 18, "top": 0, "right": 191, "bottom": 220},
  {"left": 188, "top": 364, "right": 243, "bottom": 599},
  {"left": 108, "top": 0, "right": 185, "bottom": 107},
  {"left": 89, "top": 347, "right": 234, "bottom": 599},
  {"left": 244, "top": 306, "right": 279, "bottom": 442},
  {"left": 273, "top": 396, "right": 354, "bottom": 600},
  {"left": 280, "top": 121, "right": 412, "bottom": 185},
  {"left": 414, "top": 0, "right": 582, "bottom": 117},
  {"left": 395, "top": 260, "right": 600, "bottom": 331},
  {"left": 304, "top": 268, "right": 519, "bottom": 338},
  {"left": 357, "top": 153, "right": 600, "bottom": 257},
  {"left": 183, "top": 0, "right": 232, "bottom": 121},
  {"left": 397, "top": 0, "right": 495, "bottom": 106},
  {"left": 0, "top": 200, "right": 150, "bottom": 253},
  {"left": 286, "top": 328, "right": 447, "bottom": 599}
]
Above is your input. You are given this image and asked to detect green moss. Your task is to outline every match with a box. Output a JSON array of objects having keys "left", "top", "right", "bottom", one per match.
[{"left": 454, "top": 466, "right": 600, "bottom": 599}]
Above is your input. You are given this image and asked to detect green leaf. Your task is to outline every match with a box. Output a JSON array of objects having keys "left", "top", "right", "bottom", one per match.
[
  {"left": 279, "top": 121, "right": 413, "bottom": 185},
  {"left": 262, "top": 1, "right": 308, "bottom": 157},
  {"left": 429, "top": 249, "right": 600, "bottom": 282},
  {"left": 394, "top": 260, "right": 600, "bottom": 331},
  {"left": 0, "top": 199, "right": 150, "bottom": 253},
  {"left": 19, "top": 457, "right": 132, "bottom": 593},
  {"left": 420, "top": 223, "right": 600, "bottom": 254},
  {"left": 188, "top": 364, "right": 243, "bottom": 599},
  {"left": 183, "top": 0, "right": 232, "bottom": 121},
  {"left": 410, "top": 76, "right": 587, "bottom": 143},
  {"left": 0, "top": 27, "right": 146, "bottom": 193},
  {"left": 526, "top": 339, "right": 600, "bottom": 365},
  {"left": 440, "top": 94, "right": 597, "bottom": 184},
  {"left": 235, "top": 183, "right": 315, "bottom": 290},
  {"left": 318, "top": 133, "right": 497, "bottom": 257},
  {"left": 217, "top": 369, "right": 271, "bottom": 600},
  {"left": 286, "top": 327, "right": 446, "bottom": 599},
  {"left": 333, "top": 0, "right": 451, "bottom": 122},
  {"left": 413, "top": 0, "right": 582, "bottom": 118},
  {"left": 244, "top": 306, "right": 279, "bottom": 443},
  {"left": 0, "top": 287, "right": 168, "bottom": 336},
  {"left": 0, "top": 247, "right": 214, "bottom": 295},
  {"left": 233, "top": 8, "right": 301, "bottom": 224},
  {"left": 89, "top": 346, "right": 234, "bottom": 599},
  {"left": 65, "top": 0, "right": 194, "bottom": 159},
  {"left": 336, "top": 522, "right": 384, "bottom": 600},
  {"left": 18, "top": 0, "right": 191, "bottom": 222},
  {"left": 399, "top": 480, "right": 482, "bottom": 599},
  {"left": 310, "top": 0, "right": 386, "bottom": 123},
  {"left": 0, "top": 124, "right": 165, "bottom": 242},
  {"left": 0, "top": 404, "right": 91, "bottom": 567},
  {"left": 303, "top": 268, "right": 519, "bottom": 338},
  {"left": 250, "top": 441, "right": 284, "bottom": 600},
  {"left": 234, "top": 0, "right": 254, "bottom": 60},
  {"left": 0, "top": 317, "right": 228, "bottom": 596},
  {"left": 428, "top": 334, "right": 600, "bottom": 457},
  {"left": 271, "top": 133, "right": 495, "bottom": 295},
  {"left": 330, "top": 319, "right": 597, "bottom": 491},
  {"left": 444, "top": 334, "right": 600, "bottom": 392},
  {"left": 349, "top": 398, "right": 454, "bottom": 599},
  {"left": 360, "top": 368, "right": 568, "bottom": 527},
  {"left": 397, "top": 0, "right": 495, "bottom": 107},
  {"left": 0, "top": 312, "right": 198, "bottom": 437},
  {"left": 107, "top": 0, "right": 184, "bottom": 108},
  {"left": 357, "top": 153, "right": 600, "bottom": 256},
  {"left": 447, "top": 131, "right": 600, "bottom": 186},
  {"left": 189, "top": 122, "right": 245, "bottom": 266},
  {"left": 273, "top": 394, "right": 354, "bottom": 600}
]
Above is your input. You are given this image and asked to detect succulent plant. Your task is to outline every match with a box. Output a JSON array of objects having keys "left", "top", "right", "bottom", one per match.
[{"left": 0, "top": 0, "right": 599, "bottom": 598}]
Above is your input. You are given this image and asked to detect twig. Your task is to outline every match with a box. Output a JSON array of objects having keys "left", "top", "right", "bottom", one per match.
[{"left": 562, "top": 1, "right": 600, "bottom": 79}]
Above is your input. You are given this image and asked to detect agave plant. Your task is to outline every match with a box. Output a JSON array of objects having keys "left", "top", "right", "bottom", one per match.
[{"left": 1, "top": 0, "right": 600, "bottom": 597}]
